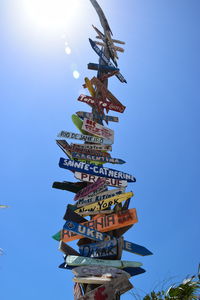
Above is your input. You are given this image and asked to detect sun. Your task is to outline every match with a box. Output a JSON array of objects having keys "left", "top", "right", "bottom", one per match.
[{"left": 21, "top": 0, "right": 83, "bottom": 31}]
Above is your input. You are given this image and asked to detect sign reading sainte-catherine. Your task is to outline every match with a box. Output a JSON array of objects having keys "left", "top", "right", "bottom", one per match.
[{"left": 59, "top": 158, "right": 136, "bottom": 182}]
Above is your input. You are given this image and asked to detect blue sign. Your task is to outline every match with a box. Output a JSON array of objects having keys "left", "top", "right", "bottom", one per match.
[
  {"left": 89, "top": 39, "right": 127, "bottom": 83},
  {"left": 59, "top": 158, "right": 136, "bottom": 182},
  {"left": 63, "top": 220, "right": 110, "bottom": 242},
  {"left": 123, "top": 240, "right": 153, "bottom": 256},
  {"left": 79, "top": 239, "right": 118, "bottom": 258}
]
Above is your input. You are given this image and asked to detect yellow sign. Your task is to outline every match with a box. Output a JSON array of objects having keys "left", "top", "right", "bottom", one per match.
[{"left": 74, "top": 192, "right": 133, "bottom": 216}]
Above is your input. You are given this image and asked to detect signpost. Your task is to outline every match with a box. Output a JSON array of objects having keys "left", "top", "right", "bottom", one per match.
[{"left": 52, "top": 0, "right": 153, "bottom": 298}]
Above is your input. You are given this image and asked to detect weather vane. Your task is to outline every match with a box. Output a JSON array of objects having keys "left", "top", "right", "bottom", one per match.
[{"left": 52, "top": 0, "right": 152, "bottom": 298}]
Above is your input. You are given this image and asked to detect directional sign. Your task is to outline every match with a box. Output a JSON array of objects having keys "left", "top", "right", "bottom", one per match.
[
  {"left": 75, "top": 188, "right": 125, "bottom": 208},
  {"left": 84, "top": 77, "right": 96, "bottom": 97},
  {"left": 59, "top": 158, "right": 136, "bottom": 182},
  {"left": 52, "top": 181, "right": 88, "bottom": 193},
  {"left": 71, "top": 152, "right": 125, "bottom": 165},
  {"left": 63, "top": 220, "right": 111, "bottom": 242},
  {"left": 76, "top": 111, "right": 119, "bottom": 123},
  {"left": 89, "top": 38, "right": 127, "bottom": 83},
  {"left": 74, "top": 172, "right": 128, "bottom": 188},
  {"left": 79, "top": 238, "right": 120, "bottom": 259},
  {"left": 73, "top": 276, "right": 113, "bottom": 284},
  {"left": 71, "top": 142, "right": 112, "bottom": 152},
  {"left": 82, "top": 118, "right": 114, "bottom": 142},
  {"left": 88, "top": 62, "right": 119, "bottom": 72},
  {"left": 123, "top": 240, "right": 153, "bottom": 256},
  {"left": 123, "top": 267, "right": 146, "bottom": 277},
  {"left": 57, "top": 139, "right": 110, "bottom": 158},
  {"left": 74, "top": 177, "right": 106, "bottom": 201},
  {"left": 66, "top": 255, "right": 142, "bottom": 268},
  {"left": 74, "top": 193, "right": 133, "bottom": 216},
  {"left": 76, "top": 276, "right": 133, "bottom": 299},
  {"left": 58, "top": 206, "right": 135, "bottom": 242},
  {"left": 72, "top": 265, "right": 130, "bottom": 278},
  {"left": 57, "top": 130, "right": 112, "bottom": 145}
]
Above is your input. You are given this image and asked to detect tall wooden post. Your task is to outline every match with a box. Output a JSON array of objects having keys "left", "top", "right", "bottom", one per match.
[{"left": 52, "top": 0, "right": 153, "bottom": 299}]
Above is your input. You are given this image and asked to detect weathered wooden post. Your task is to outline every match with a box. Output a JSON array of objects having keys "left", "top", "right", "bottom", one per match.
[{"left": 52, "top": 0, "right": 153, "bottom": 299}]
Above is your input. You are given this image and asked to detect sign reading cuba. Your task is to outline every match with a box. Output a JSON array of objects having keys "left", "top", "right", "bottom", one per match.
[{"left": 59, "top": 158, "right": 136, "bottom": 182}]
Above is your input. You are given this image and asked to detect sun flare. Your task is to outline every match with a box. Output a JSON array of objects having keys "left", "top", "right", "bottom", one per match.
[{"left": 22, "top": 0, "right": 83, "bottom": 31}]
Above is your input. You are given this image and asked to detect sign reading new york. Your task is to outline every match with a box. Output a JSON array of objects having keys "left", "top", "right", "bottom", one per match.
[{"left": 59, "top": 158, "right": 136, "bottom": 182}]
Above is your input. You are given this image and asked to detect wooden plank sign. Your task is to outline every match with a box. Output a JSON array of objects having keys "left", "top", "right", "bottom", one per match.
[
  {"left": 59, "top": 158, "right": 136, "bottom": 182},
  {"left": 66, "top": 255, "right": 142, "bottom": 268},
  {"left": 74, "top": 177, "right": 106, "bottom": 201},
  {"left": 63, "top": 220, "right": 111, "bottom": 242},
  {"left": 52, "top": 181, "right": 88, "bottom": 193},
  {"left": 71, "top": 114, "right": 89, "bottom": 135},
  {"left": 123, "top": 267, "right": 146, "bottom": 277},
  {"left": 84, "top": 77, "right": 96, "bottom": 97},
  {"left": 57, "top": 130, "right": 112, "bottom": 145},
  {"left": 71, "top": 152, "right": 125, "bottom": 165},
  {"left": 73, "top": 276, "right": 113, "bottom": 284},
  {"left": 89, "top": 38, "right": 127, "bottom": 83},
  {"left": 74, "top": 172, "right": 128, "bottom": 188},
  {"left": 63, "top": 205, "right": 87, "bottom": 223},
  {"left": 60, "top": 207, "right": 136, "bottom": 242},
  {"left": 82, "top": 118, "right": 114, "bottom": 142},
  {"left": 75, "top": 188, "right": 125, "bottom": 208},
  {"left": 79, "top": 238, "right": 120, "bottom": 259},
  {"left": 77, "top": 276, "right": 133, "bottom": 300},
  {"left": 71, "top": 142, "right": 112, "bottom": 152},
  {"left": 123, "top": 240, "right": 153, "bottom": 256},
  {"left": 76, "top": 111, "right": 119, "bottom": 123},
  {"left": 72, "top": 265, "right": 130, "bottom": 278},
  {"left": 74, "top": 193, "right": 134, "bottom": 215},
  {"left": 88, "top": 62, "right": 119, "bottom": 72}
]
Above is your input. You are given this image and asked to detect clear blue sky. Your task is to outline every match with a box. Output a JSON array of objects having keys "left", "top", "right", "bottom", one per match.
[{"left": 1, "top": 0, "right": 200, "bottom": 299}]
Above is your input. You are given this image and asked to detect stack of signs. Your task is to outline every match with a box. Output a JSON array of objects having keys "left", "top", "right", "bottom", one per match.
[{"left": 52, "top": 0, "right": 153, "bottom": 298}]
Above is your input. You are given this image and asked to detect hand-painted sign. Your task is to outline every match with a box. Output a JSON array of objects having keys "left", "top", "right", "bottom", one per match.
[
  {"left": 123, "top": 240, "right": 153, "bottom": 256},
  {"left": 76, "top": 111, "right": 119, "bottom": 123},
  {"left": 77, "top": 276, "right": 133, "bottom": 299},
  {"left": 57, "top": 130, "right": 112, "bottom": 145},
  {"left": 66, "top": 255, "right": 142, "bottom": 268},
  {"left": 89, "top": 38, "right": 127, "bottom": 83},
  {"left": 52, "top": 181, "right": 88, "bottom": 193},
  {"left": 57, "top": 207, "right": 135, "bottom": 243},
  {"left": 88, "top": 62, "right": 119, "bottom": 72},
  {"left": 95, "top": 41, "right": 124, "bottom": 53},
  {"left": 59, "top": 158, "right": 136, "bottom": 182},
  {"left": 123, "top": 267, "right": 146, "bottom": 277},
  {"left": 84, "top": 77, "right": 96, "bottom": 97},
  {"left": 71, "top": 142, "right": 112, "bottom": 152},
  {"left": 57, "top": 139, "right": 111, "bottom": 158},
  {"left": 74, "top": 172, "right": 128, "bottom": 187},
  {"left": 74, "top": 177, "right": 106, "bottom": 201},
  {"left": 82, "top": 118, "right": 114, "bottom": 142},
  {"left": 75, "top": 188, "right": 125, "bottom": 208},
  {"left": 71, "top": 114, "right": 88, "bottom": 135},
  {"left": 79, "top": 238, "right": 119, "bottom": 259},
  {"left": 73, "top": 276, "right": 113, "bottom": 284},
  {"left": 71, "top": 152, "right": 125, "bottom": 165},
  {"left": 74, "top": 193, "right": 133, "bottom": 216},
  {"left": 63, "top": 220, "right": 110, "bottom": 242},
  {"left": 78, "top": 95, "right": 125, "bottom": 114},
  {"left": 72, "top": 265, "right": 130, "bottom": 278}
]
